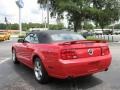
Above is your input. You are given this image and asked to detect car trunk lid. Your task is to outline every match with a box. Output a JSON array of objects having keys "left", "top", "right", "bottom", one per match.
[{"left": 55, "top": 40, "right": 109, "bottom": 60}]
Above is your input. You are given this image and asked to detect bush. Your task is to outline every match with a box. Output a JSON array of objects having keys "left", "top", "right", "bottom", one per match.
[
  {"left": 49, "top": 23, "right": 64, "bottom": 30},
  {"left": 86, "top": 36, "right": 105, "bottom": 41}
]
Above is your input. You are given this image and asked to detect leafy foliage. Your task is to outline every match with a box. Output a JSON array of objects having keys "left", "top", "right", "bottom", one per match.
[
  {"left": 38, "top": 0, "right": 120, "bottom": 32},
  {"left": 83, "top": 22, "right": 94, "bottom": 31},
  {"left": 114, "top": 24, "right": 120, "bottom": 29},
  {"left": 0, "top": 23, "right": 64, "bottom": 31}
]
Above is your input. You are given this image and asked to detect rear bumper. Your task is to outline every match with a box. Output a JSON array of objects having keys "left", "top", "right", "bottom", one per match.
[{"left": 47, "top": 54, "right": 112, "bottom": 79}]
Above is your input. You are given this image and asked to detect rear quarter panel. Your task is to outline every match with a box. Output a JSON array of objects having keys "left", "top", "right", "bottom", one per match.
[{"left": 31, "top": 44, "right": 61, "bottom": 69}]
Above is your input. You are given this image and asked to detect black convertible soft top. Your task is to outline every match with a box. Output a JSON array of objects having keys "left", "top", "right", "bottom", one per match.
[
  {"left": 28, "top": 30, "right": 84, "bottom": 43},
  {"left": 31, "top": 30, "right": 74, "bottom": 35}
]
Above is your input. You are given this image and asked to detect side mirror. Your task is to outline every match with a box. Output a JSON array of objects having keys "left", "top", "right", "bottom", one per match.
[{"left": 18, "top": 38, "right": 24, "bottom": 43}]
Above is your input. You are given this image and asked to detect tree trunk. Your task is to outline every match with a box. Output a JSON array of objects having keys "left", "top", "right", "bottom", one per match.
[
  {"left": 74, "top": 21, "right": 79, "bottom": 32},
  {"left": 74, "top": 24, "right": 77, "bottom": 32}
]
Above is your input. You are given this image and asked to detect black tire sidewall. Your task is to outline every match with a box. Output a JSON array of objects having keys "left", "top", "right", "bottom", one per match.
[{"left": 12, "top": 49, "right": 19, "bottom": 64}]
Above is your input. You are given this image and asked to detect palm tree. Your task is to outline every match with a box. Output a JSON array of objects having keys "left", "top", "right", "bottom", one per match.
[
  {"left": 38, "top": 0, "right": 49, "bottom": 29},
  {"left": 37, "top": 0, "right": 47, "bottom": 8}
]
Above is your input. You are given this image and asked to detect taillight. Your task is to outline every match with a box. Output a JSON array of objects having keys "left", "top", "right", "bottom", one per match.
[
  {"left": 61, "top": 49, "right": 78, "bottom": 60},
  {"left": 102, "top": 47, "right": 110, "bottom": 56}
]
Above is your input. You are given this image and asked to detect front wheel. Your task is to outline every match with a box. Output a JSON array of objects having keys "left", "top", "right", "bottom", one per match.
[
  {"left": 34, "top": 58, "right": 49, "bottom": 84},
  {"left": 12, "top": 49, "right": 19, "bottom": 64}
]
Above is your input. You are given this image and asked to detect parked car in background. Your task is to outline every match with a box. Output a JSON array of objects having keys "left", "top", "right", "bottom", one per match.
[
  {"left": 0, "top": 31, "right": 10, "bottom": 41},
  {"left": 6, "top": 31, "right": 10, "bottom": 40},
  {"left": 103, "top": 30, "right": 113, "bottom": 35},
  {"left": 82, "top": 32, "right": 94, "bottom": 38},
  {"left": 12, "top": 30, "right": 112, "bottom": 84},
  {"left": 94, "top": 30, "right": 103, "bottom": 35},
  {"left": 113, "top": 30, "right": 120, "bottom": 35}
]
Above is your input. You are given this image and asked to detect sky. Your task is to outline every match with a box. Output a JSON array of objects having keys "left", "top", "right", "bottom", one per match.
[{"left": 0, "top": 0, "right": 68, "bottom": 26}]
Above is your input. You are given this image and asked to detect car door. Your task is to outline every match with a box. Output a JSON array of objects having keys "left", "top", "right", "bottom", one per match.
[
  {"left": 17, "top": 34, "right": 31, "bottom": 64},
  {"left": 21, "top": 33, "right": 39, "bottom": 67}
]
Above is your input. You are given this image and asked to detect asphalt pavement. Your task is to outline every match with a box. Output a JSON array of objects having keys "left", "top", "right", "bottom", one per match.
[{"left": 0, "top": 38, "right": 120, "bottom": 90}]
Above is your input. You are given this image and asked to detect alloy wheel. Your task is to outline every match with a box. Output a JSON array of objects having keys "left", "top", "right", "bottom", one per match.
[{"left": 34, "top": 60, "right": 43, "bottom": 81}]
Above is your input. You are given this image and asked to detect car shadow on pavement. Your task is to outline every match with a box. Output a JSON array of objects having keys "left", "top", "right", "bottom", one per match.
[{"left": 13, "top": 63, "right": 103, "bottom": 90}]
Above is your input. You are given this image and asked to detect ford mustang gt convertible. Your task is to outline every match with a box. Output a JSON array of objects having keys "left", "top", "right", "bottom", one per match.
[{"left": 12, "top": 30, "right": 112, "bottom": 83}]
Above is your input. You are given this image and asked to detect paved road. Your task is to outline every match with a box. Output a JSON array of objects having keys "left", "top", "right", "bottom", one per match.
[{"left": 0, "top": 39, "right": 120, "bottom": 90}]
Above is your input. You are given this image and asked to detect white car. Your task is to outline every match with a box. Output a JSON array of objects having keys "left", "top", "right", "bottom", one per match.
[
  {"left": 113, "top": 30, "right": 120, "bottom": 35},
  {"left": 94, "top": 30, "right": 103, "bottom": 35}
]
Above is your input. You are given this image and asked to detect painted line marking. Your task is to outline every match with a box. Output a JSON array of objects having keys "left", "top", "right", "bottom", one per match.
[{"left": 0, "top": 58, "right": 11, "bottom": 64}]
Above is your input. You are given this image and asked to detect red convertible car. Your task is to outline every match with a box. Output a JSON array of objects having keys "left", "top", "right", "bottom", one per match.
[{"left": 12, "top": 30, "right": 112, "bottom": 83}]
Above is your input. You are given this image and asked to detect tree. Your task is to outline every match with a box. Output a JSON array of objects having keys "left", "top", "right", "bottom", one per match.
[
  {"left": 38, "top": 0, "right": 120, "bottom": 32},
  {"left": 83, "top": 22, "right": 94, "bottom": 31},
  {"left": 0, "top": 23, "right": 6, "bottom": 29},
  {"left": 10, "top": 24, "right": 19, "bottom": 30},
  {"left": 38, "top": 0, "right": 91, "bottom": 32},
  {"left": 91, "top": 0, "right": 120, "bottom": 30},
  {"left": 37, "top": 0, "right": 47, "bottom": 8},
  {"left": 49, "top": 23, "right": 64, "bottom": 30},
  {"left": 114, "top": 24, "right": 120, "bottom": 29},
  {"left": 0, "top": 23, "right": 64, "bottom": 31}
]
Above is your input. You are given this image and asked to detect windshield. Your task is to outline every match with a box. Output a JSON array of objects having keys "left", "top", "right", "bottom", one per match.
[{"left": 51, "top": 33, "right": 85, "bottom": 42}]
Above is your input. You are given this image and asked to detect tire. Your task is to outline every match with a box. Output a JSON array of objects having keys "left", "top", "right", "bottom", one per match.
[
  {"left": 34, "top": 58, "right": 49, "bottom": 84},
  {"left": 12, "top": 49, "right": 19, "bottom": 64}
]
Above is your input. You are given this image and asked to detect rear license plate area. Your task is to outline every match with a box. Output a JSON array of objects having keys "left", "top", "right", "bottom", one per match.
[{"left": 88, "top": 61, "right": 100, "bottom": 72}]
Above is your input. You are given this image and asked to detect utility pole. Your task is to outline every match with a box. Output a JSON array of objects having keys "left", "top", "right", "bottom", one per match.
[
  {"left": 5, "top": 17, "right": 8, "bottom": 30},
  {"left": 45, "top": 17, "right": 47, "bottom": 30},
  {"left": 19, "top": 7, "right": 22, "bottom": 35},
  {"left": 16, "top": 0, "right": 24, "bottom": 35}
]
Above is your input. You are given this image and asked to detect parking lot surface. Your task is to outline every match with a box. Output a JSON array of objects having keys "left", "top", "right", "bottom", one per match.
[{"left": 0, "top": 38, "right": 120, "bottom": 90}]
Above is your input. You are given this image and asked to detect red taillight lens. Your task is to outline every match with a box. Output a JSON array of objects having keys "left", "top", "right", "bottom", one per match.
[
  {"left": 61, "top": 49, "right": 78, "bottom": 60},
  {"left": 102, "top": 47, "right": 110, "bottom": 55}
]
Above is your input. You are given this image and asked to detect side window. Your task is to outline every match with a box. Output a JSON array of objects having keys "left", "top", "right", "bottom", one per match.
[
  {"left": 24, "top": 34, "right": 33, "bottom": 43},
  {"left": 31, "top": 34, "right": 39, "bottom": 43},
  {"left": 24, "top": 34, "right": 39, "bottom": 43}
]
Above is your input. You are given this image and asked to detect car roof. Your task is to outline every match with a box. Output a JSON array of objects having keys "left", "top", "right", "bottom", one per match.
[
  {"left": 27, "top": 30, "right": 75, "bottom": 43},
  {"left": 30, "top": 30, "right": 74, "bottom": 35},
  {"left": 27, "top": 30, "right": 84, "bottom": 43}
]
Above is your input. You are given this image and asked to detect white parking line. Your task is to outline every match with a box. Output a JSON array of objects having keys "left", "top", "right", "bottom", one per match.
[{"left": 0, "top": 58, "right": 11, "bottom": 64}]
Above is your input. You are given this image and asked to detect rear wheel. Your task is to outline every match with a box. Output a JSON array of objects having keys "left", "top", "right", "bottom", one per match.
[
  {"left": 12, "top": 49, "right": 19, "bottom": 64},
  {"left": 34, "top": 58, "right": 49, "bottom": 84}
]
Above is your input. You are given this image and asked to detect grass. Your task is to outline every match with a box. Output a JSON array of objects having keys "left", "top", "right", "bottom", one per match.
[
  {"left": 86, "top": 36, "right": 107, "bottom": 41},
  {"left": 86, "top": 36, "right": 114, "bottom": 42}
]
